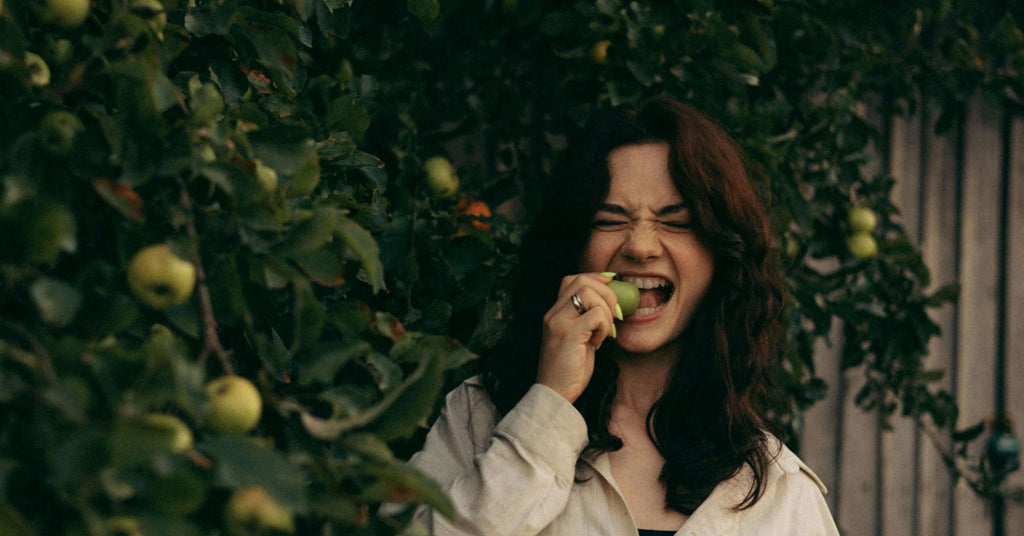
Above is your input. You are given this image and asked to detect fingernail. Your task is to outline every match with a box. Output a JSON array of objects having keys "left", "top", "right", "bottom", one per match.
[
  {"left": 610, "top": 324, "right": 617, "bottom": 339},
  {"left": 600, "top": 272, "right": 616, "bottom": 278},
  {"left": 614, "top": 303, "right": 623, "bottom": 321}
]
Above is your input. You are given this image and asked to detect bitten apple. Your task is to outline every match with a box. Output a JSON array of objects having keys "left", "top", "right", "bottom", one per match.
[
  {"left": 608, "top": 280, "right": 640, "bottom": 316},
  {"left": 127, "top": 244, "right": 196, "bottom": 309},
  {"left": 204, "top": 375, "right": 262, "bottom": 435}
]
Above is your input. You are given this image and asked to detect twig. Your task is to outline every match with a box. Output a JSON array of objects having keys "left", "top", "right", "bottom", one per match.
[
  {"left": 177, "top": 179, "right": 234, "bottom": 375},
  {"left": 916, "top": 416, "right": 989, "bottom": 497},
  {"left": 0, "top": 319, "right": 58, "bottom": 384}
]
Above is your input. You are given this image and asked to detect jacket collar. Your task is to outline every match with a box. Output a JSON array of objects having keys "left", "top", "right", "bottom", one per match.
[{"left": 580, "top": 434, "right": 827, "bottom": 536}]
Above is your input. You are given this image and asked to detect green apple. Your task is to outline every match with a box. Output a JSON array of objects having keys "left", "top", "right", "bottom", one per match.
[
  {"left": 131, "top": 0, "right": 167, "bottom": 40},
  {"left": 127, "top": 244, "right": 197, "bottom": 309},
  {"left": 423, "top": 156, "right": 459, "bottom": 198},
  {"left": 140, "top": 413, "right": 194, "bottom": 453},
  {"left": 784, "top": 236, "right": 800, "bottom": 260},
  {"left": 847, "top": 206, "right": 877, "bottom": 233},
  {"left": 24, "top": 52, "right": 50, "bottom": 87},
  {"left": 106, "top": 516, "right": 143, "bottom": 536},
  {"left": 224, "top": 486, "right": 295, "bottom": 536},
  {"left": 40, "top": 110, "right": 84, "bottom": 155},
  {"left": 608, "top": 280, "right": 640, "bottom": 316},
  {"left": 41, "top": 0, "right": 90, "bottom": 29},
  {"left": 846, "top": 231, "right": 878, "bottom": 259},
  {"left": 204, "top": 375, "right": 262, "bottom": 435},
  {"left": 254, "top": 160, "right": 278, "bottom": 194}
]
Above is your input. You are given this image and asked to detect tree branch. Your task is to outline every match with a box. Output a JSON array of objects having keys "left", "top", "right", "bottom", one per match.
[{"left": 178, "top": 179, "right": 233, "bottom": 375}]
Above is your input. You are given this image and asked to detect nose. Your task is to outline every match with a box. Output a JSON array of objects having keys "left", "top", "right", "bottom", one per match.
[{"left": 620, "top": 221, "right": 663, "bottom": 263}]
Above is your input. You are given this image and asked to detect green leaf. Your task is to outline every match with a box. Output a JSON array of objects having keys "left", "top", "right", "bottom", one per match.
[
  {"left": 273, "top": 206, "right": 342, "bottom": 257},
  {"left": 336, "top": 217, "right": 385, "bottom": 293},
  {"left": 30, "top": 277, "right": 82, "bottom": 328},
  {"left": 0, "top": 501, "right": 32, "bottom": 536},
  {"left": 199, "top": 436, "right": 309, "bottom": 511},
  {"left": 926, "top": 283, "right": 960, "bottom": 307},
  {"left": 326, "top": 94, "right": 372, "bottom": 140},
  {"left": 361, "top": 462, "right": 455, "bottom": 519},
  {"left": 299, "top": 342, "right": 372, "bottom": 386},
  {"left": 407, "top": 0, "right": 440, "bottom": 23},
  {"left": 284, "top": 148, "right": 321, "bottom": 197}
]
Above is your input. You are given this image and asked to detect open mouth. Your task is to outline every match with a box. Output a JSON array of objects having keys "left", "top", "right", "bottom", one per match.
[{"left": 618, "top": 275, "right": 674, "bottom": 316}]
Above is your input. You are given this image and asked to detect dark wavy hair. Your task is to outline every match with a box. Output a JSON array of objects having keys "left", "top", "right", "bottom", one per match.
[{"left": 480, "top": 96, "right": 788, "bottom": 514}]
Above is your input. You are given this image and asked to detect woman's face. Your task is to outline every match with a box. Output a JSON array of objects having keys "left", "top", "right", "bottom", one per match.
[{"left": 579, "top": 142, "right": 715, "bottom": 354}]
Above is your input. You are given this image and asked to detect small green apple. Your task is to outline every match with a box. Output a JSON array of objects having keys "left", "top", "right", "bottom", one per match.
[
  {"left": 847, "top": 206, "right": 877, "bottom": 233},
  {"left": 608, "top": 280, "right": 640, "bottom": 316},
  {"left": 127, "top": 244, "right": 197, "bottom": 309},
  {"left": 40, "top": 110, "right": 84, "bottom": 155},
  {"left": 254, "top": 160, "right": 278, "bottom": 194},
  {"left": 224, "top": 486, "right": 295, "bottom": 536},
  {"left": 846, "top": 231, "right": 878, "bottom": 259},
  {"left": 423, "top": 156, "right": 459, "bottom": 198},
  {"left": 106, "top": 516, "right": 143, "bottom": 536},
  {"left": 41, "top": 0, "right": 90, "bottom": 29},
  {"left": 24, "top": 52, "right": 50, "bottom": 87},
  {"left": 140, "top": 413, "right": 194, "bottom": 453},
  {"left": 784, "top": 236, "right": 800, "bottom": 260},
  {"left": 204, "top": 375, "right": 262, "bottom": 435}
]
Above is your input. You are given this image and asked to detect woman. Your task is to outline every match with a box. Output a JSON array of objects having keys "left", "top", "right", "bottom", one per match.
[{"left": 403, "top": 97, "right": 840, "bottom": 535}]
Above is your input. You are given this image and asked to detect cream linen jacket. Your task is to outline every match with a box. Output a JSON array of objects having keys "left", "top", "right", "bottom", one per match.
[{"left": 405, "top": 376, "right": 840, "bottom": 536}]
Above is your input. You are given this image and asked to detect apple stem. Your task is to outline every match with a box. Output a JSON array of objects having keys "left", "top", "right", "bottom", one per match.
[{"left": 178, "top": 181, "right": 234, "bottom": 375}]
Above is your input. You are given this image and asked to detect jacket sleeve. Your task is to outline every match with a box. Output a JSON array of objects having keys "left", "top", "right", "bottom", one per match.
[{"left": 404, "top": 380, "right": 589, "bottom": 536}]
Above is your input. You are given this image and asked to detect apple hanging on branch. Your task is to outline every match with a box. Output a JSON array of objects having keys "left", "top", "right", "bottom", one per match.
[
  {"left": 127, "top": 244, "right": 197, "bottom": 309},
  {"left": 203, "top": 375, "right": 263, "bottom": 435}
]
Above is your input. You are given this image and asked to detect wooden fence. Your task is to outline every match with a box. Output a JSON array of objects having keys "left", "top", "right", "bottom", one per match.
[{"left": 798, "top": 95, "right": 1024, "bottom": 536}]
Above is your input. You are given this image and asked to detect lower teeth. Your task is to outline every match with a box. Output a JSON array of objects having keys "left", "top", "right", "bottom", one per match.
[{"left": 634, "top": 303, "right": 666, "bottom": 316}]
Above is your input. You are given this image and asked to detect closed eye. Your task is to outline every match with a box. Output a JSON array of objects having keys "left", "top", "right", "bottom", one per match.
[
  {"left": 592, "top": 219, "right": 629, "bottom": 230},
  {"left": 662, "top": 220, "right": 693, "bottom": 231}
]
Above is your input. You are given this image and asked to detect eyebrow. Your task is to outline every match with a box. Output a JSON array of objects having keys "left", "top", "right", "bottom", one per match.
[{"left": 596, "top": 203, "right": 689, "bottom": 216}]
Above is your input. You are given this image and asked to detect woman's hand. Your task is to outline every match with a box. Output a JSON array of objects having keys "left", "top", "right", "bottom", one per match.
[{"left": 537, "top": 273, "right": 620, "bottom": 403}]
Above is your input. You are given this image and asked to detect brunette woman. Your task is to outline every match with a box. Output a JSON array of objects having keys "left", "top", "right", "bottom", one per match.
[{"left": 402, "top": 96, "right": 840, "bottom": 536}]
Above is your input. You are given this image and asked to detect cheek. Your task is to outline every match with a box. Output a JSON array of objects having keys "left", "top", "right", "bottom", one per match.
[{"left": 579, "top": 234, "right": 616, "bottom": 271}]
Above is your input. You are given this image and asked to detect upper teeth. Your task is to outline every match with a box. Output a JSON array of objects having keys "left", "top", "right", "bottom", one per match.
[{"left": 620, "top": 276, "right": 670, "bottom": 290}]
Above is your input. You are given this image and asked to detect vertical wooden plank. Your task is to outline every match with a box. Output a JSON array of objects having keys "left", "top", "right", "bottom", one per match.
[
  {"left": 1004, "top": 115, "right": 1024, "bottom": 533},
  {"left": 891, "top": 111, "right": 924, "bottom": 242},
  {"left": 836, "top": 369, "right": 880, "bottom": 536},
  {"left": 800, "top": 315, "right": 844, "bottom": 517},
  {"left": 917, "top": 102, "right": 959, "bottom": 536},
  {"left": 833, "top": 104, "right": 884, "bottom": 536},
  {"left": 954, "top": 95, "right": 1001, "bottom": 536},
  {"left": 882, "top": 111, "right": 924, "bottom": 536}
]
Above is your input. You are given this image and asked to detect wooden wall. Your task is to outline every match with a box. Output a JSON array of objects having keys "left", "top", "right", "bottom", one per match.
[{"left": 799, "top": 95, "right": 1024, "bottom": 536}]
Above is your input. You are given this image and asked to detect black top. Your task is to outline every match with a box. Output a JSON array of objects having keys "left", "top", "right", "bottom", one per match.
[{"left": 637, "top": 530, "right": 677, "bottom": 536}]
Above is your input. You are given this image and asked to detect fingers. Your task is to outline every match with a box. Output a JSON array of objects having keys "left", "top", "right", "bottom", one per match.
[
  {"left": 557, "top": 272, "right": 620, "bottom": 321},
  {"left": 546, "top": 275, "right": 618, "bottom": 346}
]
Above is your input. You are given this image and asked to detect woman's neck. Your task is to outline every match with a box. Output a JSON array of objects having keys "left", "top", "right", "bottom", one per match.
[{"left": 612, "top": 341, "right": 679, "bottom": 416}]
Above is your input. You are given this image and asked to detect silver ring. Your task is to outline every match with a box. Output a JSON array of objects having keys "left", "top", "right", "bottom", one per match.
[{"left": 570, "top": 292, "right": 587, "bottom": 315}]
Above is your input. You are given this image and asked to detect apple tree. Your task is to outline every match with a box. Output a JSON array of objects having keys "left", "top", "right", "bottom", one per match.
[{"left": 0, "top": 0, "right": 481, "bottom": 534}]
